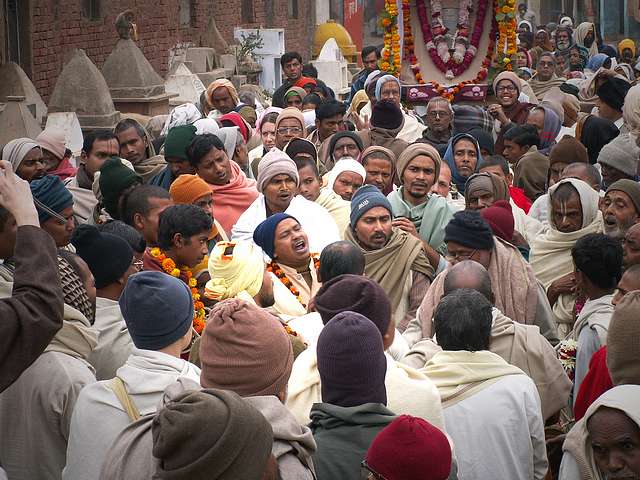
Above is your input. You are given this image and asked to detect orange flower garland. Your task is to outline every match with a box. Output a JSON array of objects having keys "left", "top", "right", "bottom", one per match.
[
  {"left": 495, "top": 0, "right": 517, "bottom": 70},
  {"left": 150, "top": 247, "right": 207, "bottom": 334},
  {"left": 267, "top": 254, "right": 321, "bottom": 308},
  {"left": 380, "top": 0, "right": 401, "bottom": 75}
]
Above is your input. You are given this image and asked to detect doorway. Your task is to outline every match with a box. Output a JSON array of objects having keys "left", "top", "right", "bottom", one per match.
[{"left": 4, "top": 0, "right": 31, "bottom": 75}]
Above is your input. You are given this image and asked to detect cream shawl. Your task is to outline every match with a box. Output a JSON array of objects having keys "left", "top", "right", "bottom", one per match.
[
  {"left": 316, "top": 189, "right": 351, "bottom": 239},
  {"left": 45, "top": 304, "right": 98, "bottom": 361},
  {"left": 529, "top": 74, "right": 567, "bottom": 100}
]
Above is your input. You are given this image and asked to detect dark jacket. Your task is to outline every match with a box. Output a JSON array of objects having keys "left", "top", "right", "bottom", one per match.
[
  {"left": 149, "top": 165, "right": 175, "bottom": 191},
  {"left": 0, "top": 226, "right": 64, "bottom": 392},
  {"left": 310, "top": 402, "right": 395, "bottom": 480},
  {"left": 272, "top": 80, "right": 296, "bottom": 108}
]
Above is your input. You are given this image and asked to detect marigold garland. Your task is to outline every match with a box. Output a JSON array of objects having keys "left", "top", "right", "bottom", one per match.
[
  {"left": 380, "top": 0, "right": 401, "bottom": 76},
  {"left": 266, "top": 254, "right": 321, "bottom": 308},
  {"left": 150, "top": 247, "right": 207, "bottom": 334},
  {"left": 495, "top": 0, "right": 517, "bottom": 70}
]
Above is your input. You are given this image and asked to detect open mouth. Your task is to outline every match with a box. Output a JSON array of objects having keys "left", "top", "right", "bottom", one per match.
[
  {"left": 604, "top": 216, "right": 618, "bottom": 229},
  {"left": 279, "top": 192, "right": 291, "bottom": 201},
  {"left": 293, "top": 238, "right": 307, "bottom": 253}
]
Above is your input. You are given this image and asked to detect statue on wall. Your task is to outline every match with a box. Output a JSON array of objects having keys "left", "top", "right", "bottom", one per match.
[{"left": 115, "top": 10, "right": 138, "bottom": 41}]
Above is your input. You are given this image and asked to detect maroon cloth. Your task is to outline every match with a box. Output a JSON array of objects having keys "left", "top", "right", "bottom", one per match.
[
  {"left": 480, "top": 200, "right": 514, "bottom": 243},
  {"left": 495, "top": 102, "right": 533, "bottom": 155},
  {"left": 574, "top": 346, "right": 613, "bottom": 421},
  {"left": 509, "top": 185, "right": 532, "bottom": 213},
  {"left": 49, "top": 157, "right": 77, "bottom": 181}
]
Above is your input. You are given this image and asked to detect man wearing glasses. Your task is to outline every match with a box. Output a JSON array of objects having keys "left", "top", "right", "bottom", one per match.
[{"left": 421, "top": 97, "right": 454, "bottom": 151}]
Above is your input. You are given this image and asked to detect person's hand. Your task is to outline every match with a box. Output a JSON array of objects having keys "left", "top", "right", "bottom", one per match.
[
  {"left": 511, "top": 230, "right": 529, "bottom": 249},
  {"left": 487, "top": 104, "right": 509, "bottom": 125},
  {"left": 392, "top": 217, "right": 419, "bottom": 239},
  {"left": 550, "top": 273, "right": 577, "bottom": 296},
  {"left": 349, "top": 111, "right": 369, "bottom": 131},
  {"left": 0, "top": 160, "right": 39, "bottom": 227}
]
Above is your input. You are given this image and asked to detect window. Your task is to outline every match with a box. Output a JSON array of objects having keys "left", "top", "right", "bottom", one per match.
[
  {"left": 241, "top": 0, "right": 255, "bottom": 23},
  {"left": 288, "top": 0, "right": 299, "bottom": 19},
  {"left": 179, "top": 0, "right": 194, "bottom": 27},
  {"left": 81, "top": 0, "right": 101, "bottom": 21}
]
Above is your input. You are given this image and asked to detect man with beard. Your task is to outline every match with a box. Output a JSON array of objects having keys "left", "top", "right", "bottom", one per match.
[
  {"left": 421, "top": 97, "right": 453, "bottom": 151},
  {"left": 601, "top": 179, "right": 640, "bottom": 239},
  {"left": 618, "top": 39, "right": 636, "bottom": 65},
  {"left": 554, "top": 25, "right": 587, "bottom": 65},
  {"left": 345, "top": 185, "right": 434, "bottom": 329},
  {"left": 597, "top": 134, "right": 639, "bottom": 189},
  {"left": 574, "top": 22, "right": 599, "bottom": 58}
]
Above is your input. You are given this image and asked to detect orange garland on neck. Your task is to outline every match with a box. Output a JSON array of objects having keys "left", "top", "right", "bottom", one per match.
[{"left": 266, "top": 254, "right": 320, "bottom": 308}]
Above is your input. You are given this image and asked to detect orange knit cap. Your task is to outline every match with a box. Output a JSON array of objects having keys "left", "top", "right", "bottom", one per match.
[{"left": 169, "top": 174, "right": 212, "bottom": 204}]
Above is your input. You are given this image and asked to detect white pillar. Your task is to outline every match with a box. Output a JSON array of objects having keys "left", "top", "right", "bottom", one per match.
[{"left": 316, "top": 0, "right": 330, "bottom": 25}]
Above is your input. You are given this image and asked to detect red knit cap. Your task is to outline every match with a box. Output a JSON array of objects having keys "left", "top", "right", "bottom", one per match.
[
  {"left": 366, "top": 415, "right": 452, "bottom": 480},
  {"left": 480, "top": 200, "right": 515, "bottom": 242}
]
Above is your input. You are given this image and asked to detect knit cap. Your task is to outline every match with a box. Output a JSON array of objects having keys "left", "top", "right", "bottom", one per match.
[
  {"left": 285, "top": 137, "right": 318, "bottom": 162},
  {"left": 219, "top": 112, "right": 250, "bottom": 143},
  {"left": 492, "top": 71, "right": 522, "bottom": 97},
  {"left": 549, "top": 135, "right": 589, "bottom": 166},
  {"left": 597, "top": 133, "right": 640, "bottom": 177},
  {"left": 164, "top": 124, "right": 197, "bottom": 161},
  {"left": 275, "top": 107, "right": 306, "bottom": 135},
  {"left": 444, "top": 210, "right": 495, "bottom": 250},
  {"left": 328, "top": 131, "right": 364, "bottom": 159},
  {"left": 317, "top": 311, "right": 387, "bottom": 407},
  {"left": 37, "top": 126, "right": 66, "bottom": 160},
  {"left": 119, "top": 271, "right": 193, "bottom": 350},
  {"left": 256, "top": 148, "right": 299, "bottom": 193},
  {"left": 253, "top": 213, "right": 298, "bottom": 259},
  {"left": 396, "top": 143, "right": 441, "bottom": 181},
  {"left": 350, "top": 184, "right": 393, "bottom": 229},
  {"left": 374, "top": 75, "right": 401, "bottom": 101},
  {"left": 606, "top": 179, "right": 640, "bottom": 214},
  {"left": 169, "top": 174, "right": 212, "bottom": 205},
  {"left": 72, "top": 224, "right": 133, "bottom": 289},
  {"left": 480, "top": 200, "right": 515, "bottom": 243},
  {"left": 596, "top": 77, "right": 632, "bottom": 112},
  {"left": 99, "top": 156, "right": 142, "bottom": 218},
  {"left": 204, "top": 241, "right": 265, "bottom": 301},
  {"left": 315, "top": 274, "right": 392, "bottom": 336},
  {"left": 607, "top": 290, "right": 640, "bottom": 385},
  {"left": 199, "top": 298, "right": 294, "bottom": 397},
  {"left": 30, "top": 174, "right": 74, "bottom": 224},
  {"left": 371, "top": 100, "right": 404, "bottom": 130},
  {"left": 366, "top": 415, "right": 452, "bottom": 480}
]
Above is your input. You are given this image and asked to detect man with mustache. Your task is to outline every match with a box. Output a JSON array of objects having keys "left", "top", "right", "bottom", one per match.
[
  {"left": 601, "top": 180, "right": 640, "bottom": 240},
  {"left": 345, "top": 185, "right": 434, "bottom": 330}
]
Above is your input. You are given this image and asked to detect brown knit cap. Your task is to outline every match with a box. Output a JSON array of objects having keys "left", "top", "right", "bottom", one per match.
[
  {"left": 607, "top": 290, "right": 640, "bottom": 385},
  {"left": 548, "top": 135, "right": 589, "bottom": 166},
  {"left": 199, "top": 299, "right": 294, "bottom": 397}
]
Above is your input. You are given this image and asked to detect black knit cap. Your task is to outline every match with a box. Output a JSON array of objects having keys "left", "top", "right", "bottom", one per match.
[
  {"left": 444, "top": 210, "right": 495, "bottom": 250},
  {"left": 328, "top": 131, "right": 364, "bottom": 158},
  {"left": 597, "top": 78, "right": 631, "bottom": 112},
  {"left": 72, "top": 224, "right": 134, "bottom": 289},
  {"left": 371, "top": 100, "right": 404, "bottom": 130},
  {"left": 284, "top": 137, "right": 318, "bottom": 162}
]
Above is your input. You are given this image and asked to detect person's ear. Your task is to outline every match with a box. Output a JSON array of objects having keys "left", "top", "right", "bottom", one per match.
[
  {"left": 173, "top": 232, "right": 184, "bottom": 248},
  {"left": 133, "top": 212, "right": 145, "bottom": 232}
]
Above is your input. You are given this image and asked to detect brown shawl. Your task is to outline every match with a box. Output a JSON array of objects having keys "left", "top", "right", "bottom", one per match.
[
  {"left": 513, "top": 146, "right": 550, "bottom": 201},
  {"left": 345, "top": 227, "right": 433, "bottom": 314},
  {"left": 529, "top": 74, "right": 567, "bottom": 101},
  {"left": 357, "top": 122, "right": 409, "bottom": 165},
  {"left": 417, "top": 238, "right": 539, "bottom": 337}
]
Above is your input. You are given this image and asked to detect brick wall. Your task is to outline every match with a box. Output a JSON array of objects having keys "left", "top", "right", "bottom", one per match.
[{"left": 28, "top": 0, "right": 314, "bottom": 102}]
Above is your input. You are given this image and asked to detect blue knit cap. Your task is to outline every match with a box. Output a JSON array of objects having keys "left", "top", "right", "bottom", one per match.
[
  {"left": 350, "top": 185, "right": 393, "bottom": 229},
  {"left": 119, "top": 271, "right": 193, "bottom": 350},
  {"left": 30, "top": 174, "right": 74, "bottom": 224},
  {"left": 253, "top": 212, "right": 298, "bottom": 259}
]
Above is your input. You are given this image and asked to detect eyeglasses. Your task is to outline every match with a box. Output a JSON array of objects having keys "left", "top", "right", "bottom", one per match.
[
  {"left": 427, "top": 110, "right": 451, "bottom": 119},
  {"left": 496, "top": 85, "right": 517, "bottom": 93},
  {"left": 445, "top": 249, "right": 478, "bottom": 262},
  {"left": 277, "top": 127, "right": 303, "bottom": 135},
  {"left": 360, "top": 461, "right": 388, "bottom": 480}
]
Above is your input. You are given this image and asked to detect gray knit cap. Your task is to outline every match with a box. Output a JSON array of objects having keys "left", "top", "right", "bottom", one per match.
[{"left": 597, "top": 133, "right": 640, "bottom": 177}]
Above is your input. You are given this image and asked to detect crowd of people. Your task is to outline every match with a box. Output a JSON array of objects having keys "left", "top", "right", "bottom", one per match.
[{"left": 1, "top": 15, "right": 640, "bottom": 479}]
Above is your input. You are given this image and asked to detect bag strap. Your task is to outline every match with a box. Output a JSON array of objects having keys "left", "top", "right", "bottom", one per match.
[{"left": 108, "top": 376, "right": 141, "bottom": 422}]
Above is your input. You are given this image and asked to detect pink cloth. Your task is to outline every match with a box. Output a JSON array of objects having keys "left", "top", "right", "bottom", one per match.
[
  {"left": 49, "top": 157, "right": 77, "bottom": 181},
  {"left": 210, "top": 161, "right": 259, "bottom": 235}
]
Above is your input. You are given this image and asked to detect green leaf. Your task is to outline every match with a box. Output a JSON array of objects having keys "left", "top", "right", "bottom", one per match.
[{"left": 496, "top": 12, "right": 505, "bottom": 21}]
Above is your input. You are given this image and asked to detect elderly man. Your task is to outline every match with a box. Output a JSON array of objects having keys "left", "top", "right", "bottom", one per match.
[
  {"left": 530, "top": 52, "right": 566, "bottom": 100},
  {"left": 404, "top": 210, "right": 557, "bottom": 345},
  {"left": 622, "top": 223, "right": 640, "bottom": 268},
  {"left": 275, "top": 107, "right": 307, "bottom": 150},
  {"left": 114, "top": 118, "right": 166, "bottom": 184},
  {"left": 421, "top": 97, "right": 453, "bottom": 151},
  {"left": 345, "top": 185, "right": 434, "bottom": 329},
  {"left": 322, "top": 131, "right": 363, "bottom": 172},
  {"left": 421, "top": 289, "right": 548, "bottom": 480},
  {"left": 232, "top": 148, "right": 339, "bottom": 253},
  {"left": 387, "top": 143, "right": 454, "bottom": 270},
  {"left": 597, "top": 134, "right": 640, "bottom": 189},
  {"left": 404, "top": 260, "right": 570, "bottom": 420},
  {"left": 602, "top": 179, "right": 640, "bottom": 239}
]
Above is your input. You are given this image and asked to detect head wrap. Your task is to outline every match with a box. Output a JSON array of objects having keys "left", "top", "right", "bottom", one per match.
[
  {"left": 192, "top": 117, "right": 220, "bottom": 135},
  {"left": 464, "top": 172, "right": 510, "bottom": 207},
  {"left": 548, "top": 178, "right": 601, "bottom": 230},
  {"left": 213, "top": 126, "right": 242, "bottom": 160},
  {"left": 597, "top": 133, "right": 640, "bottom": 177},
  {"left": 236, "top": 104, "right": 257, "bottom": 128},
  {"left": 219, "top": 112, "right": 251, "bottom": 143},
  {"left": 317, "top": 311, "right": 387, "bottom": 407},
  {"left": 285, "top": 86, "right": 307, "bottom": 101},
  {"left": 36, "top": 127, "right": 66, "bottom": 160},
  {"left": 442, "top": 133, "right": 483, "bottom": 194},
  {"left": 480, "top": 200, "right": 515, "bottom": 243},
  {"left": 549, "top": 135, "right": 589, "bottom": 166},
  {"left": 252, "top": 212, "right": 297, "bottom": 259},
  {"left": 366, "top": 415, "right": 452, "bottom": 480},
  {"left": 206, "top": 79, "right": 239, "bottom": 110},
  {"left": 578, "top": 115, "right": 620, "bottom": 164},
  {"left": 58, "top": 254, "right": 95, "bottom": 324},
  {"left": 328, "top": 131, "right": 364, "bottom": 160},
  {"left": 607, "top": 291, "right": 640, "bottom": 385},
  {"left": 200, "top": 299, "right": 294, "bottom": 397},
  {"left": 618, "top": 38, "right": 637, "bottom": 57},
  {"left": 314, "top": 274, "right": 392, "bottom": 335},
  {"left": 285, "top": 137, "right": 318, "bottom": 162},
  {"left": 596, "top": 77, "right": 632, "bottom": 112},
  {"left": 493, "top": 71, "right": 522, "bottom": 97},
  {"left": 559, "top": 16, "right": 574, "bottom": 27},
  {"left": 452, "top": 105, "right": 494, "bottom": 135},
  {"left": 586, "top": 53, "right": 610, "bottom": 72},
  {"left": 444, "top": 210, "right": 495, "bottom": 251},
  {"left": 348, "top": 89, "right": 370, "bottom": 115},
  {"left": 623, "top": 84, "right": 640, "bottom": 138},
  {"left": 396, "top": 143, "right": 441, "bottom": 181},
  {"left": 361, "top": 145, "right": 396, "bottom": 164},
  {"left": 255, "top": 106, "right": 282, "bottom": 134},
  {"left": 2, "top": 138, "right": 40, "bottom": 172},
  {"left": 535, "top": 106, "right": 562, "bottom": 155},
  {"left": 169, "top": 174, "right": 212, "bottom": 205},
  {"left": 72, "top": 224, "right": 133, "bottom": 289},
  {"left": 295, "top": 76, "right": 317, "bottom": 89},
  {"left": 119, "top": 271, "right": 193, "bottom": 350},
  {"left": 204, "top": 241, "right": 265, "bottom": 301},
  {"left": 374, "top": 75, "right": 401, "bottom": 101},
  {"left": 99, "top": 157, "right": 142, "bottom": 218},
  {"left": 517, "top": 47, "right": 532, "bottom": 68},
  {"left": 574, "top": 22, "right": 599, "bottom": 57},
  {"left": 518, "top": 20, "right": 533, "bottom": 32},
  {"left": 256, "top": 147, "right": 299, "bottom": 193},
  {"left": 364, "top": 69, "right": 382, "bottom": 91},
  {"left": 606, "top": 179, "right": 640, "bottom": 214},
  {"left": 327, "top": 158, "right": 367, "bottom": 191},
  {"left": 30, "top": 174, "right": 74, "bottom": 224},
  {"left": 161, "top": 103, "right": 202, "bottom": 137},
  {"left": 350, "top": 184, "right": 393, "bottom": 228},
  {"left": 370, "top": 100, "right": 404, "bottom": 130},
  {"left": 164, "top": 124, "right": 197, "bottom": 161},
  {"left": 275, "top": 107, "right": 306, "bottom": 136}
]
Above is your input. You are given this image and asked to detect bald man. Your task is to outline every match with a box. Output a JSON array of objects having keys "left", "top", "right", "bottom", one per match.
[
  {"left": 318, "top": 240, "right": 365, "bottom": 283},
  {"left": 561, "top": 163, "right": 602, "bottom": 192},
  {"left": 404, "top": 261, "right": 571, "bottom": 420}
]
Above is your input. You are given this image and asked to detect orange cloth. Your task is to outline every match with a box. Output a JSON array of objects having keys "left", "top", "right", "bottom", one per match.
[
  {"left": 169, "top": 174, "right": 212, "bottom": 204},
  {"left": 209, "top": 162, "right": 259, "bottom": 236}
]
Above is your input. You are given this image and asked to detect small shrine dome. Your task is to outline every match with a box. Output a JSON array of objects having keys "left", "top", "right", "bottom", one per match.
[{"left": 313, "top": 20, "right": 357, "bottom": 60}]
